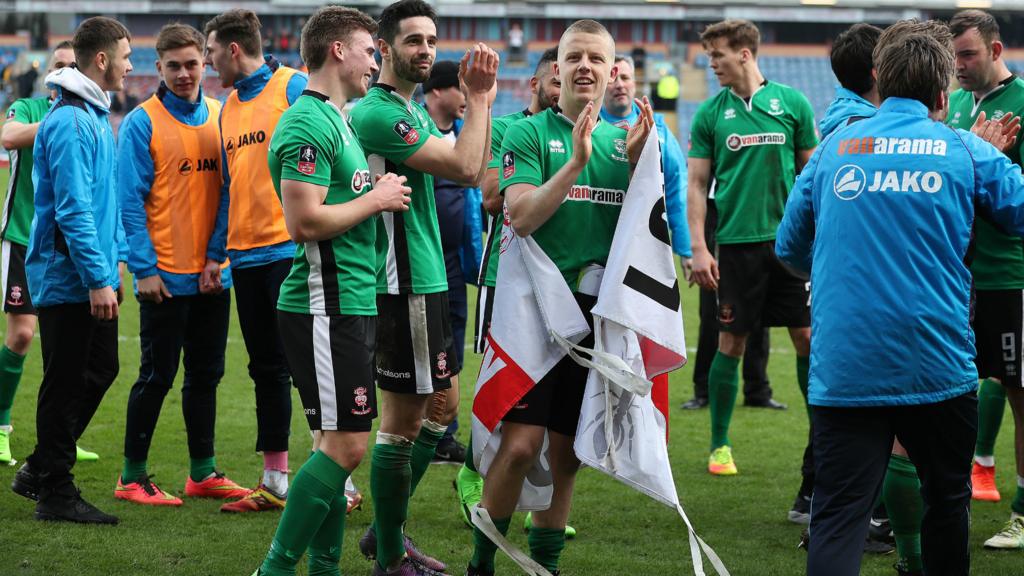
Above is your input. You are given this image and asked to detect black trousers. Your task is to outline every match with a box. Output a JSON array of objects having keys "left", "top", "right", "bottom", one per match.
[
  {"left": 444, "top": 280, "right": 467, "bottom": 440},
  {"left": 692, "top": 199, "right": 772, "bottom": 402},
  {"left": 807, "top": 392, "right": 976, "bottom": 576},
  {"left": 27, "top": 302, "right": 119, "bottom": 491},
  {"left": 692, "top": 286, "right": 773, "bottom": 402},
  {"left": 123, "top": 291, "right": 230, "bottom": 462},
  {"left": 232, "top": 260, "right": 292, "bottom": 452}
]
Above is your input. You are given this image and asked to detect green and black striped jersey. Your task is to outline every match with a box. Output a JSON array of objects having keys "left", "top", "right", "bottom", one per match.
[
  {"left": 2, "top": 96, "right": 50, "bottom": 247},
  {"left": 269, "top": 91, "right": 377, "bottom": 316},
  {"left": 349, "top": 84, "right": 447, "bottom": 295}
]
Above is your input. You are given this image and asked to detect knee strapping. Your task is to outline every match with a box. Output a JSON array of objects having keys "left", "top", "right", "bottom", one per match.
[
  {"left": 376, "top": 432, "right": 413, "bottom": 447},
  {"left": 421, "top": 419, "right": 448, "bottom": 434}
]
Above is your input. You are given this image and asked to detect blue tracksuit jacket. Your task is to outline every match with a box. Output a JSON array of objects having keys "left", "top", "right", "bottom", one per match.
[
  {"left": 777, "top": 97, "right": 1024, "bottom": 407},
  {"left": 28, "top": 69, "right": 124, "bottom": 306}
]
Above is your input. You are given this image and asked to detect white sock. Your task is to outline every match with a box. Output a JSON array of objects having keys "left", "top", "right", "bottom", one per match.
[
  {"left": 0, "top": 424, "right": 12, "bottom": 433},
  {"left": 345, "top": 475, "right": 357, "bottom": 493},
  {"left": 263, "top": 469, "right": 289, "bottom": 495},
  {"left": 976, "top": 454, "right": 996, "bottom": 467}
]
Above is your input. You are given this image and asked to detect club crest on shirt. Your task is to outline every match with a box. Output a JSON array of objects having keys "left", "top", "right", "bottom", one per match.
[
  {"left": 5, "top": 108, "right": 14, "bottom": 120},
  {"left": 503, "top": 151, "right": 515, "bottom": 179},
  {"left": 393, "top": 120, "right": 420, "bottom": 145},
  {"left": 435, "top": 352, "right": 452, "bottom": 379},
  {"left": 718, "top": 303, "right": 735, "bottom": 325},
  {"left": 298, "top": 144, "right": 318, "bottom": 175},
  {"left": 7, "top": 284, "right": 23, "bottom": 306},
  {"left": 351, "top": 386, "right": 372, "bottom": 415},
  {"left": 612, "top": 138, "right": 628, "bottom": 162}
]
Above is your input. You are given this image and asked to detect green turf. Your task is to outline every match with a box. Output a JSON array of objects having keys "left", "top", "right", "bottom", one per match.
[{"left": 0, "top": 163, "right": 1020, "bottom": 574}]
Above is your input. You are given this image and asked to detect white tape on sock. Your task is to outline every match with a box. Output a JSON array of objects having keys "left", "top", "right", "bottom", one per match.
[
  {"left": 422, "top": 419, "right": 448, "bottom": 435},
  {"left": 376, "top": 432, "right": 413, "bottom": 447}
]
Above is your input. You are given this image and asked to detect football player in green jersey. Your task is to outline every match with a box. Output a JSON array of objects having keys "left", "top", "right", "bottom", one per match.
[
  {"left": 255, "top": 7, "right": 412, "bottom": 576},
  {"left": 947, "top": 9, "right": 1024, "bottom": 551},
  {"left": 454, "top": 46, "right": 561, "bottom": 529},
  {"left": 467, "top": 20, "right": 652, "bottom": 576},
  {"left": 348, "top": 1, "right": 497, "bottom": 574},
  {"left": 475, "top": 47, "right": 560, "bottom": 332},
  {"left": 687, "top": 19, "right": 818, "bottom": 478},
  {"left": 0, "top": 42, "right": 78, "bottom": 466}
]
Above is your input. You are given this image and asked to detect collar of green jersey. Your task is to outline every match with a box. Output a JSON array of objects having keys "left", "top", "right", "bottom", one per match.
[{"left": 551, "top": 104, "right": 604, "bottom": 127}]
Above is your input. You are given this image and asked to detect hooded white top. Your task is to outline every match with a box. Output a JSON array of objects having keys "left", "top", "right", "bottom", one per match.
[{"left": 44, "top": 66, "right": 111, "bottom": 111}]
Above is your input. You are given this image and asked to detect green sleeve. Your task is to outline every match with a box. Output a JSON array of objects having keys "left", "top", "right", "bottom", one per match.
[
  {"left": 499, "top": 121, "right": 543, "bottom": 191},
  {"left": 487, "top": 117, "right": 510, "bottom": 170},
  {"left": 793, "top": 93, "right": 819, "bottom": 151},
  {"left": 6, "top": 99, "right": 31, "bottom": 124},
  {"left": 274, "top": 116, "right": 336, "bottom": 188},
  {"left": 352, "top": 100, "right": 430, "bottom": 164},
  {"left": 688, "top": 101, "right": 715, "bottom": 159}
]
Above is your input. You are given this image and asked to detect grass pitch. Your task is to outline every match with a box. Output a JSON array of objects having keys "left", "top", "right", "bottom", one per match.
[{"left": 0, "top": 169, "right": 1020, "bottom": 575}]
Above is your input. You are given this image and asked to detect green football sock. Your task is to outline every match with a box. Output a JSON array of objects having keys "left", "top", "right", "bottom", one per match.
[
  {"left": 371, "top": 435, "right": 413, "bottom": 570},
  {"left": 1011, "top": 477, "right": 1024, "bottom": 516},
  {"left": 796, "top": 355, "right": 810, "bottom": 417},
  {"left": 261, "top": 450, "right": 349, "bottom": 576},
  {"left": 708, "top": 351, "right": 740, "bottom": 450},
  {"left": 121, "top": 458, "right": 148, "bottom": 483},
  {"left": 975, "top": 378, "right": 1006, "bottom": 458},
  {"left": 465, "top": 436, "right": 477, "bottom": 473},
  {"left": 409, "top": 420, "right": 446, "bottom": 496},
  {"left": 190, "top": 456, "right": 216, "bottom": 482},
  {"left": 307, "top": 484, "right": 350, "bottom": 576},
  {"left": 884, "top": 454, "right": 923, "bottom": 572},
  {"left": 470, "top": 515, "right": 511, "bottom": 572},
  {"left": 0, "top": 345, "right": 26, "bottom": 426},
  {"left": 528, "top": 526, "right": 566, "bottom": 573}
]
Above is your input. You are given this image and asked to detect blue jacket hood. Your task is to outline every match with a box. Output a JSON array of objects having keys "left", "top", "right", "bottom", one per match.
[{"left": 819, "top": 87, "right": 877, "bottom": 138}]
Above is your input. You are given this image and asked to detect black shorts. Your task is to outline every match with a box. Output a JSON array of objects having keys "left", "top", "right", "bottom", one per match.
[
  {"left": 376, "top": 292, "right": 460, "bottom": 395},
  {"left": 2, "top": 240, "right": 35, "bottom": 315},
  {"left": 278, "top": 310, "right": 377, "bottom": 432},
  {"left": 502, "top": 293, "right": 596, "bottom": 436},
  {"left": 974, "top": 289, "right": 1024, "bottom": 387},
  {"left": 473, "top": 284, "right": 496, "bottom": 354},
  {"left": 717, "top": 241, "right": 810, "bottom": 333}
]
